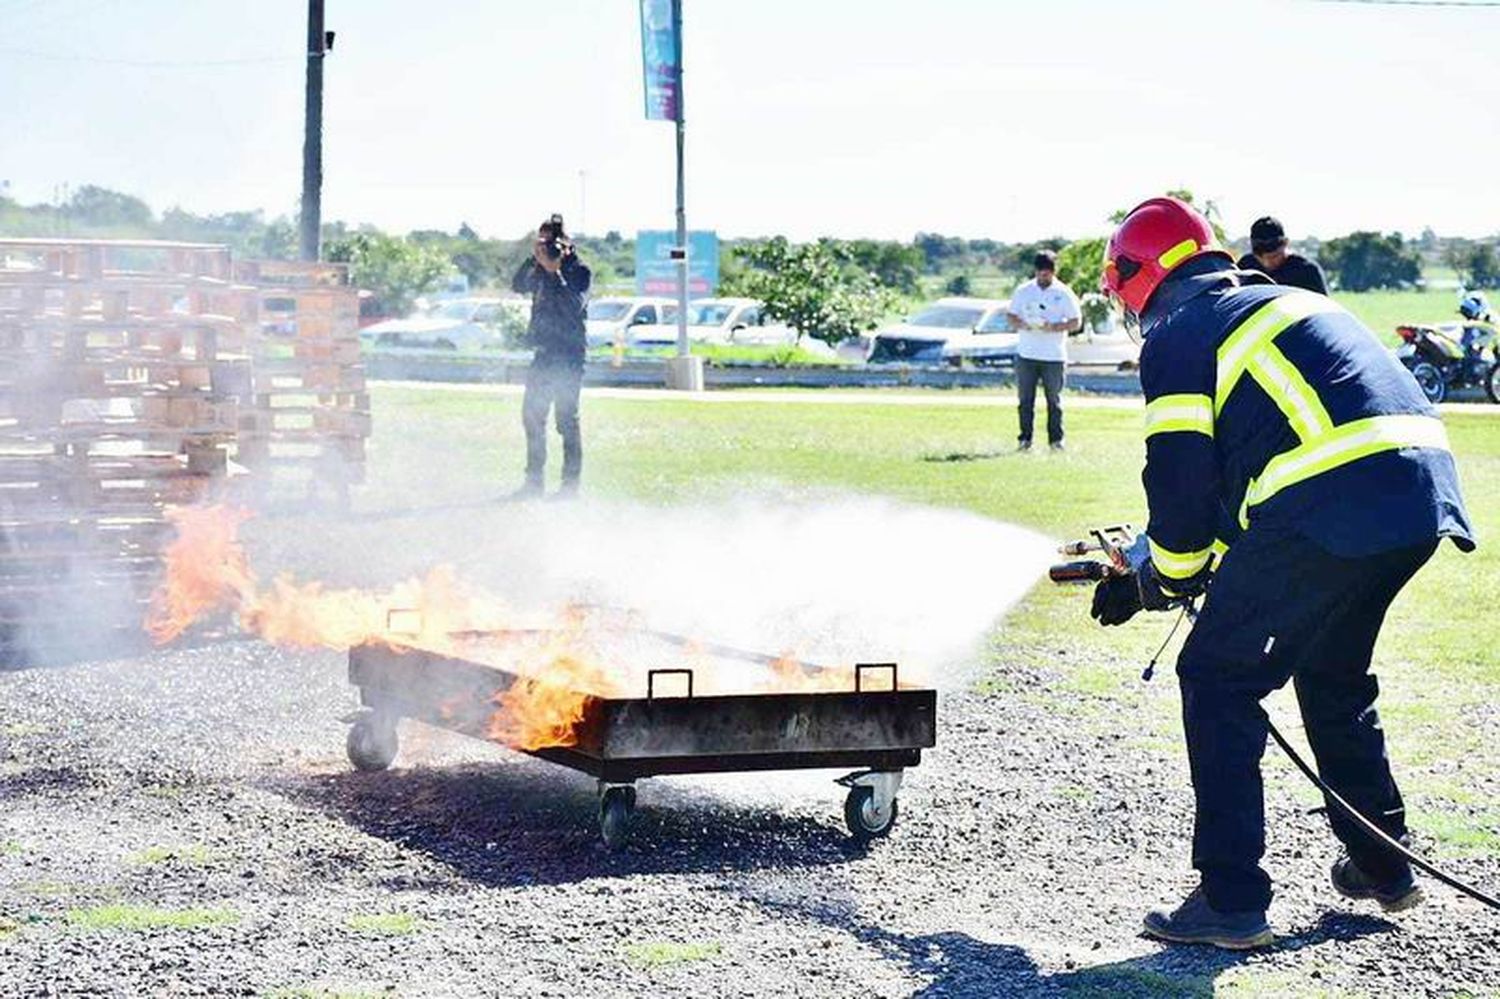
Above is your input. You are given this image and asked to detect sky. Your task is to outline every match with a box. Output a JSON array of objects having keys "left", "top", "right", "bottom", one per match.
[{"left": 2, "top": 0, "right": 1498, "bottom": 243}]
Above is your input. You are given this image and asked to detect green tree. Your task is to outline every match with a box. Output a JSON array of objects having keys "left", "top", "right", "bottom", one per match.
[
  {"left": 845, "top": 239, "right": 924, "bottom": 294},
  {"left": 326, "top": 232, "right": 448, "bottom": 316},
  {"left": 1446, "top": 240, "right": 1500, "bottom": 290},
  {"left": 1053, "top": 237, "right": 1112, "bottom": 330},
  {"left": 1322, "top": 231, "right": 1421, "bottom": 291},
  {"left": 944, "top": 273, "right": 973, "bottom": 296},
  {"left": 731, "top": 237, "right": 898, "bottom": 345},
  {"left": 66, "top": 185, "right": 152, "bottom": 228}
]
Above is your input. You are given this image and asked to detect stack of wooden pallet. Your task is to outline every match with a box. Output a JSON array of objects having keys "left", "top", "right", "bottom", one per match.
[
  {"left": 232, "top": 259, "right": 369, "bottom": 505},
  {"left": 0, "top": 238, "right": 255, "bottom": 661}
]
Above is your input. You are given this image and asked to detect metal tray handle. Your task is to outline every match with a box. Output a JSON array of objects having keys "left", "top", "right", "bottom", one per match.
[
  {"left": 647, "top": 668, "right": 694, "bottom": 700},
  {"left": 855, "top": 662, "right": 898, "bottom": 693}
]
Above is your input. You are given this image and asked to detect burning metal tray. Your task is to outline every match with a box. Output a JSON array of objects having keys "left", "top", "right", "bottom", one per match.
[{"left": 344, "top": 634, "right": 937, "bottom": 848}]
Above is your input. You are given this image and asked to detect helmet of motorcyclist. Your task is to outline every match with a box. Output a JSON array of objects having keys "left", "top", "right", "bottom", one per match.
[
  {"left": 1101, "top": 196, "right": 1233, "bottom": 317},
  {"left": 1459, "top": 292, "right": 1490, "bottom": 322}
]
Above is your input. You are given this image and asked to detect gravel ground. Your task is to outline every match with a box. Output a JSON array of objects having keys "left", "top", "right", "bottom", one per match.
[
  {"left": 3, "top": 634, "right": 1498, "bottom": 997},
  {"left": 3, "top": 395, "right": 1499, "bottom": 998}
]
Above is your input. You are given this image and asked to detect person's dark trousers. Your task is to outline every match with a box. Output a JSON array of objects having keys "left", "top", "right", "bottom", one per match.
[
  {"left": 1174, "top": 523, "right": 1437, "bottom": 913},
  {"left": 521, "top": 362, "right": 583, "bottom": 487},
  {"left": 1015, "top": 356, "right": 1065, "bottom": 445}
]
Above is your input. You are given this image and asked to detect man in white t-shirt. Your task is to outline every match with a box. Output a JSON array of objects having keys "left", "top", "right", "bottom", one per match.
[{"left": 1007, "top": 251, "right": 1082, "bottom": 451}]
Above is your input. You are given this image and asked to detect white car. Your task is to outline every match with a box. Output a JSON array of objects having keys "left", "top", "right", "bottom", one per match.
[
  {"left": 631, "top": 297, "right": 797, "bottom": 347},
  {"left": 867, "top": 298, "right": 1015, "bottom": 366},
  {"left": 584, "top": 296, "right": 675, "bottom": 348},
  {"left": 361, "top": 297, "right": 527, "bottom": 351}
]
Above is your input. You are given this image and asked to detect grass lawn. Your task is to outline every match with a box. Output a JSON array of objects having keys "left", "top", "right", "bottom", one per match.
[
  {"left": 369, "top": 385, "right": 1500, "bottom": 855},
  {"left": 1334, "top": 288, "right": 1467, "bottom": 343}
]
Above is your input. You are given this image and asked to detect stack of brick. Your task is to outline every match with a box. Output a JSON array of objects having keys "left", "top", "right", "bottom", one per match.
[
  {"left": 232, "top": 259, "right": 369, "bottom": 505},
  {"left": 0, "top": 238, "right": 254, "bottom": 660}
]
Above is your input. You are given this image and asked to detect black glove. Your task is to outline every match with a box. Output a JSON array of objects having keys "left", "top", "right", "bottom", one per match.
[
  {"left": 1136, "top": 560, "right": 1176, "bottom": 612},
  {"left": 1091, "top": 573, "right": 1142, "bottom": 627}
]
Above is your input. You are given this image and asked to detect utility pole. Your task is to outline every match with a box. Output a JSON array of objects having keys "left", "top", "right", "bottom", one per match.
[{"left": 300, "top": 0, "right": 326, "bottom": 262}]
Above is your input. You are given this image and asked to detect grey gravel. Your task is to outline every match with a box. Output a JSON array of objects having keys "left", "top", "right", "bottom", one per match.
[{"left": 3, "top": 635, "right": 1498, "bottom": 998}]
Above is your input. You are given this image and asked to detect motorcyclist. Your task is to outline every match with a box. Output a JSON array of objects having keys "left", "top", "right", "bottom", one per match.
[
  {"left": 1094, "top": 195, "right": 1474, "bottom": 949},
  {"left": 1458, "top": 292, "right": 1497, "bottom": 364}
]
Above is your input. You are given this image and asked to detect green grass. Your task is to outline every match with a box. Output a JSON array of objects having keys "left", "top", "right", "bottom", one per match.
[
  {"left": 1, "top": 841, "right": 22, "bottom": 855},
  {"left": 1334, "top": 288, "right": 1464, "bottom": 343},
  {"left": 622, "top": 940, "right": 723, "bottom": 967},
  {"left": 368, "top": 386, "right": 1500, "bottom": 847},
  {"left": 346, "top": 912, "right": 428, "bottom": 936},
  {"left": 65, "top": 904, "right": 238, "bottom": 931},
  {"left": 1410, "top": 810, "right": 1500, "bottom": 854},
  {"left": 126, "top": 844, "right": 222, "bottom": 867}
]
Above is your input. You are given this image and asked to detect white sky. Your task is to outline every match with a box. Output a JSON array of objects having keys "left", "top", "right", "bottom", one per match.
[{"left": 3, "top": 0, "right": 1498, "bottom": 242}]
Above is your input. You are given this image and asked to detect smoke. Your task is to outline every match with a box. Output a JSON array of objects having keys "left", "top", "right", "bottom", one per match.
[{"left": 307, "top": 492, "right": 1056, "bottom": 690}]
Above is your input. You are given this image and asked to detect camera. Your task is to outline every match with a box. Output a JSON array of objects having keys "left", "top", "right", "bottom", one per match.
[{"left": 539, "top": 213, "right": 568, "bottom": 262}]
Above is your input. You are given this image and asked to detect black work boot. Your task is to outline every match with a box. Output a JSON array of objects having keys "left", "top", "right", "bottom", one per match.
[
  {"left": 1142, "top": 886, "right": 1274, "bottom": 950},
  {"left": 1331, "top": 854, "right": 1424, "bottom": 913}
]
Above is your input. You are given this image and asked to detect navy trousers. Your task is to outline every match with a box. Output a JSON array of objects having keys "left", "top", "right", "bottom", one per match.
[
  {"left": 522, "top": 362, "right": 582, "bottom": 486},
  {"left": 1174, "top": 523, "right": 1437, "bottom": 913}
]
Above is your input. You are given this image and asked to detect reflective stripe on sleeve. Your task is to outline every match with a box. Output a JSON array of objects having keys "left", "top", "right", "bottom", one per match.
[
  {"left": 1148, "top": 537, "right": 1214, "bottom": 580},
  {"left": 1144, "top": 393, "right": 1215, "bottom": 438},
  {"left": 1237, "top": 414, "right": 1452, "bottom": 528},
  {"left": 1215, "top": 293, "right": 1342, "bottom": 415}
]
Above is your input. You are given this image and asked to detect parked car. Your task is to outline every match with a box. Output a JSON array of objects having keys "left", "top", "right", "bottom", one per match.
[
  {"left": 584, "top": 296, "right": 675, "bottom": 348},
  {"left": 631, "top": 297, "right": 797, "bottom": 347},
  {"left": 360, "top": 297, "right": 527, "bottom": 351},
  {"left": 867, "top": 298, "right": 1012, "bottom": 365}
]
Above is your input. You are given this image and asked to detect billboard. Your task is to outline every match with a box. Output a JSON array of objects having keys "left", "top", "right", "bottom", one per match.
[
  {"left": 638, "top": 0, "right": 680, "bottom": 122},
  {"left": 635, "top": 230, "right": 719, "bottom": 297}
]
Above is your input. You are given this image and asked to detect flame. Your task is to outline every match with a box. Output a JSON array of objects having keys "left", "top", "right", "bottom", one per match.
[{"left": 145, "top": 504, "right": 889, "bottom": 754}]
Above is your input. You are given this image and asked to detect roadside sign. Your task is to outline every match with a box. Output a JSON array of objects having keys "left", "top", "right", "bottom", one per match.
[
  {"left": 636, "top": 230, "right": 718, "bottom": 296},
  {"left": 638, "top": 0, "right": 680, "bottom": 121}
]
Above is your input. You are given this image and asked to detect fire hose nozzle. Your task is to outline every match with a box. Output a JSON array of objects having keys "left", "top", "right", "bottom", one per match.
[
  {"left": 1058, "top": 540, "right": 1098, "bottom": 556},
  {"left": 1049, "top": 560, "right": 1111, "bottom": 584}
]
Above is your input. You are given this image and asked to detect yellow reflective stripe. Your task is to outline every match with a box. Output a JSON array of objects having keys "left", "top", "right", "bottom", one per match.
[
  {"left": 1157, "top": 238, "right": 1199, "bottom": 270},
  {"left": 1215, "top": 293, "right": 1341, "bottom": 415},
  {"left": 1210, "top": 538, "right": 1231, "bottom": 558},
  {"left": 1149, "top": 537, "right": 1213, "bottom": 580},
  {"left": 1238, "top": 414, "right": 1451, "bottom": 528},
  {"left": 1246, "top": 343, "right": 1334, "bottom": 442},
  {"left": 1145, "top": 393, "right": 1214, "bottom": 438}
]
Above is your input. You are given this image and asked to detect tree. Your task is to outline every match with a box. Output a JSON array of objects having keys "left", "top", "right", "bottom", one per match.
[
  {"left": 326, "top": 232, "right": 448, "bottom": 317},
  {"left": 1321, "top": 231, "right": 1421, "bottom": 291},
  {"left": 845, "top": 239, "right": 923, "bottom": 294},
  {"left": 1446, "top": 240, "right": 1500, "bottom": 290},
  {"left": 1053, "top": 237, "right": 1112, "bottom": 331},
  {"left": 730, "top": 237, "right": 898, "bottom": 345},
  {"left": 944, "top": 274, "right": 973, "bottom": 296},
  {"left": 66, "top": 185, "right": 152, "bottom": 228}
]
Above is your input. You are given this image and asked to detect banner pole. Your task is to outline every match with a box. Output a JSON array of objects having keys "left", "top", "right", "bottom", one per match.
[{"left": 673, "top": 0, "right": 688, "bottom": 359}]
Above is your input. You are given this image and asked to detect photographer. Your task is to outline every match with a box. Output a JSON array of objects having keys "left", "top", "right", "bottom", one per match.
[{"left": 510, "top": 214, "right": 591, "bottom": 498}]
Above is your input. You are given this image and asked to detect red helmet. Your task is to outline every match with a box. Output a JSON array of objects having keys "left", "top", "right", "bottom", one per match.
[{"left": 1101, "top": 196, "right": 1232, "bottom": 315}]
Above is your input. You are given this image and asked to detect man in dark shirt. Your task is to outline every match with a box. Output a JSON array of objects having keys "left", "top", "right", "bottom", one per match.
[
  {"left": 1236, "top": 216, "right": 1328, "bottom": 294},
  {"left": 511, "top": 214, "right": 591, "bottom": 498}
]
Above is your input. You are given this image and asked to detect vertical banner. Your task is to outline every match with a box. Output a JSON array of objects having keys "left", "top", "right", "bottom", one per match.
[{"left": 639, "top": 0, "right": 680, "bottom": 121}]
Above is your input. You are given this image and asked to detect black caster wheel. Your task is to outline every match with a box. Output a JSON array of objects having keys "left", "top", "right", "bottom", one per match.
[
  {"left": 346, "top": 715, "right": 398, "bottom": 772},
  {"left": 844, "top": 785, "right": 898, "bottom": 842},
  {"left": 600, "top": 786, "right": 636, "bottom": 850}
]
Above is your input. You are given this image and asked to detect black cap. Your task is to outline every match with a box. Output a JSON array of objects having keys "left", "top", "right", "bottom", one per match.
[
  {"left": 1249, "top": 216, "right": 1287, "bottom": 252},
  {"left": 1033, "top": 250, "right": 1057, "bottom": 272}
]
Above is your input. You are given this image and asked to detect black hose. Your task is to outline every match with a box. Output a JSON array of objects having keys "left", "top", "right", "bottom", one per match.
[{"left": 1265, "top": 719, "right": 1500, "bottom": 912}]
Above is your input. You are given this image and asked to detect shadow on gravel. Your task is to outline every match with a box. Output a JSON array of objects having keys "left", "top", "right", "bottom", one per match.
[
  {"left": 275, "top": 760, "right": 860, "bottom": 888},
  {"left": 738, "top": 887, "right": 1397, "bottom": 996},
  {"left": 0, "top": 765, "right": 103, "bottom": 799}
]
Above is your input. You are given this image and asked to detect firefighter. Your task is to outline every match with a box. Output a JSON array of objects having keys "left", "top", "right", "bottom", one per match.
[{"left": 1093, "top": 196, "right": 1474, "bottom": 949}]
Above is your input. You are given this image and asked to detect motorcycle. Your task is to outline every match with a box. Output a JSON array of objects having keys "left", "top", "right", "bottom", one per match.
[{"left": 1394, "top": 320, "right": 1500, "bottom": 404}]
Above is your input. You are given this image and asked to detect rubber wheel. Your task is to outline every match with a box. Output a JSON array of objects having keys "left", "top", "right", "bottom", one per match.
[
  {"left": 346, "top": 716, "right": 398, "bottom": 772},
  {"left": 1411, "top": 362, "right": 1446, "bottom": 404},
  {"left": 599, "top": 786, "right": 636, "bottom": 850},
  {"left": 1485, "top": 362, "right": 1500, "bottom": 404},
  {"left": 844, "top": 785, "right": 898, "bottom": 842}
]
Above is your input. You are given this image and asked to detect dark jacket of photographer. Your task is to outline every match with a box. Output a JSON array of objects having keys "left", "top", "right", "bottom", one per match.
[{"left": 511, "top": 253, "right": 592, "bottom": 369}]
